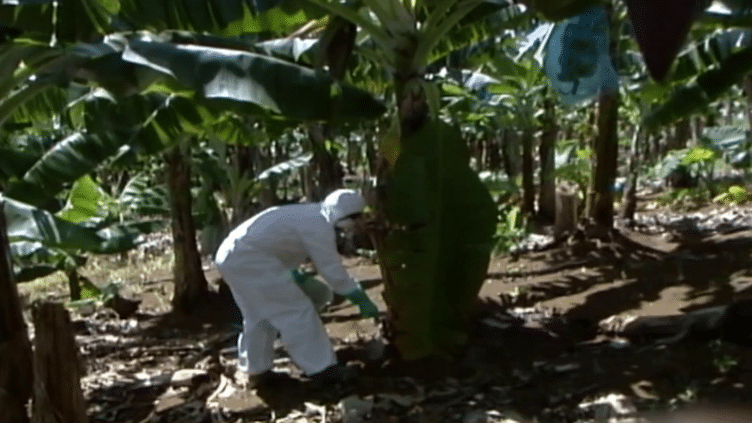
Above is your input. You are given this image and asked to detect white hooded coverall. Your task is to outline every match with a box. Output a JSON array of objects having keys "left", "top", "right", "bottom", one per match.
[{"left": 214, "top": 189, "right": 364, "bottom": 376}]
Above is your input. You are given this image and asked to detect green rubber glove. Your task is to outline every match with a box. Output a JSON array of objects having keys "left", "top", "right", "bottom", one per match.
[
  {"left": 290, "top": 269, "right": 333, "bottom": 311},
  {"left": 291, "top": 269, "right": 308, "bottom": 285},
  {"left": 344, "top": 288, "right": 379, "bottom": 318}
]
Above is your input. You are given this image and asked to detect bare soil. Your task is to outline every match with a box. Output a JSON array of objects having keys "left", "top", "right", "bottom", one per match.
[{"left": 20, "top": 205, "right": 752, "bottom": 422}]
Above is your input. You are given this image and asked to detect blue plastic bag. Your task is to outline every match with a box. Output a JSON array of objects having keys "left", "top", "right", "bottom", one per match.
[{"left": 544, "top": 6, "right": 619, "bottom": 105}]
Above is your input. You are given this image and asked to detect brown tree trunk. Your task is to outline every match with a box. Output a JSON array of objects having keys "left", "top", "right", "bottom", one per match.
[
  {"left": 31, "top": 303, "right": 88, "bottom": 423},
  {"left": 620, "top": 128, "right": 642, "bottom": 223},
  {"left": 587, "top": 89, "right": 620, "bottom": 228},
  {"left": 744, "top": 76, "right": 752, "bottom": 148},
  {"left": 67, "top": 269, "right": 81, "bottom": 301},
  {"left": 0, "top": 197, "right": 33, "bottom": 423},
  {"left": 538, "top": 98, "right": 558, "bottom": 222},
  {"left": 307, "top": 124, "right": 343, "bottom": 201},
  {"left": 667, "top": 118, "right": 691, "bottom": 151},
  {"left": 521, "top": 129, "right": 535, "bottom": 215},
  {"left": 488, "top": 137, "right": 502, "bottom": 172},
  {"left": 166, "top": 144, "right": 208, "bottom": 313},
  {"left": 305, "top": 16, "right": 355, "bottom": 201},
  {"left": 502, "top": 129, "right": 521, "bottom": 180},
  {"left": 365, "top": 131, "right": 377, "bottom": 176}
]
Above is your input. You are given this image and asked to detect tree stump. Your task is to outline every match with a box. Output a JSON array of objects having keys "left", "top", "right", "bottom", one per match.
[
  {"left": 0, "top": 196, "right": 34, "bottom": 423},
  {"left": 31, "top": 303, "right": 88, "bottom": 423},
  {"left": 554, "top": 183, "right": 579, "bottom": 240}
]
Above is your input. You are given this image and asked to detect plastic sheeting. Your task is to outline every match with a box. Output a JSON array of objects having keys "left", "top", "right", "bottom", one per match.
[{"left": 543, "top": 6, "right": 619, "bottom": 105}]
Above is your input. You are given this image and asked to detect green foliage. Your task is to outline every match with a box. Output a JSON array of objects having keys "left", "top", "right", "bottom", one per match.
[
  {"left": 3, "top": 195, "right": 140, "bottom": 256},
  {"left": 3, "top": 131, "right": 134, "bottom": 207},
  {"left": 651, "top": 143, "right": 725, "bottom": 188},
  {"left": 713, "top": 185, "right": 751, "bottom": 205},
  {"left": 493, "top": 204, "right": 528, "bottom": 255},
  {"left": 682, "top": 146, "right": 720, "bottom": 166},
  {"left": 0, "top": 0, "right": 117, "bottom": 43},
  {"left": 643, "top": 35, "right": 752, "bottom": 129},
  {"left": 658, "top": 186, "right": 712, "bottom": 209},
  {"left": 378, "top": 119, "right": 497, "bottom": 360},
  {"left": 554, "top": 142, "right": 592, "bottom": 196},
  {"left": 117, "top": 33, "right": 387, "bottom": 121},
  {"left": 66, "top": 281, "right": 121, "bottom": 310},
  {"left": 521, "top": 0, "right": 603, "bottom": 21}
]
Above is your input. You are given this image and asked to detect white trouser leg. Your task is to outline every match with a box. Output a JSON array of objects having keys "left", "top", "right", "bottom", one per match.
[
  {"left": 268, "top": 301, "right": 337, "bottom": 375},
  {"left": 217, "top": 257, "right": 337, "bottom": 376},
  {"left": 219, "top": 278, "right": 279, "bottom": 375},
  {"left": 237, "top": 319, "right": 278, "bottom": 375}
]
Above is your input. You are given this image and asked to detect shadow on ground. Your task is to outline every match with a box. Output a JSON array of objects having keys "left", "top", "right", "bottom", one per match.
[{"left": 77, "top": 230, "right": 752, "bottom": 422}]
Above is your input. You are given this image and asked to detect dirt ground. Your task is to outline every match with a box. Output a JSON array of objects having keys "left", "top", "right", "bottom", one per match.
[{"left": 19, "top": 204, "right": 752, "bottom": 423}]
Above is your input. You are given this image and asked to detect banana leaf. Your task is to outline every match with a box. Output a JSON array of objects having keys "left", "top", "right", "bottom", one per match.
[
  {"left": 643, "top": 43, "right": 752, "bottom": 129},
  {"left": 257, "top": 153, "right": 313, "bottom": 180},
  {"left": 671, "top": 29, "right": 752, "bottom": 82},
  {"left": 4, "top": 131, "right": 133, "bottom": 207},
  {"left": 120, "top": 36, "right": 387, "bottom": 121},
  {"left": 521, "top": 0, "right": 603, "bottom": 21},
  {"left": 2, "top": 195, "right": 139, "bottom": 254},
  {"left": 117, "top": 0, "right": 321, "bottom": 35},
  {"left": 0, "top": 0, "right": 117, "bottom": 43},
  {"left": 379, "top": 119, "right": 496, "bottom": 360}
]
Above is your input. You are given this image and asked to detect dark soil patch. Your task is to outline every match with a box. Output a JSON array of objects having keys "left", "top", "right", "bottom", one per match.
[{"left": 49, "top": 214, "right": 752, "bottom": 422}]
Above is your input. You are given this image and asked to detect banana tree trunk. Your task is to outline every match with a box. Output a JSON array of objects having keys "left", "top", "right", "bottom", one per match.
[
  {"left": 744, "top": 76, "right": 752, "bottom": 148},
  {"left": 521, "top": 128, "right": 535, "bottom": 215},
  {"left": 538, "top": 98, "right": 558, "bottom": 222},
  {"left": 488, "top": 137, "right": 502, "bottom": 172},
  {"left": 502, "top": 128, "right": 521, "bottom": 180},
  {"left": 372, "top": 72, "right": 496, "bottom": 361},
  {"left": 304, "top": 16, "right": 355, "bottom": 201},
  {"left": 587, "top": 88, "right": 620, "bottom": 228},
  {"left": 620, "top": 128, "right": 642, "bottom": 223},
  {"left": 307, "top": 124, "right": 344, "bottom": 201},
  {"left": 166, "top": 143, "right": 208, "bottom": 313},
  {"left": 667, "top": 118, "right": 691, "bottom": 151},
  {"left": 67, "top": 269, "right": 81, "bottom": 301},
  {"left": 0, "top": 197, "right": 33, "bottom": 423}
]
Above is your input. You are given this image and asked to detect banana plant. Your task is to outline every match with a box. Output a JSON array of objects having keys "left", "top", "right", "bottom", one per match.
[
  {"left": 643, "top": 28, "right": 752, "bottom": 129},
  {"left": 241, "top": 0, "right": 530, "bottom": 360}
]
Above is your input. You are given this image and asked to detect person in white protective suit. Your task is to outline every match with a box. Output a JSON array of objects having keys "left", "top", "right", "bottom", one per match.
[{"left": 214, "top": 189, "right": 379, "bottom": 387}]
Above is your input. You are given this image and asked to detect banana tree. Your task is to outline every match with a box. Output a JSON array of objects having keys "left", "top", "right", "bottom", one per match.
[
  {"left": 1, "top": 5, "right": 388, "bottom": 309},
  {"left": 0, "top": 93, "right": 178, "bottom": 295},
  {"left": 242, "top": 0, "right": 536, "bottom": 360}
]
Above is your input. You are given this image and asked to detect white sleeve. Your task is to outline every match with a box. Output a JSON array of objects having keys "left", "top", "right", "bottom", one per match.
[{"left": 301, "top": 226, "right": 359, "bottom": 295}]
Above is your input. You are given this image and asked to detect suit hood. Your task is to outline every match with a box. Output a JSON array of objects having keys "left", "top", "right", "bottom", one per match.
[{"left": 320, "top": 189, "right": 365, "bottom": 224}]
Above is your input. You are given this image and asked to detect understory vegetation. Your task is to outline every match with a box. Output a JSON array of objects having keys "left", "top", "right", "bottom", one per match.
[{"left": 3, "top": 0, "right": 752, "bottom": 422}]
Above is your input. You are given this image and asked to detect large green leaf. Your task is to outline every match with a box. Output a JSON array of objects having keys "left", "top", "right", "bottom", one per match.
[
  {"left": 643, "top": 42, "right": 752, "bottom": 129},
  {"left": 120, "top": 36, "right": 386, "bottom": 121},
  {"left": 117, "top": 0, "right": 322, "bottom": 36},
  {"left": 117, "top": 174, "right": 170, "bottom": 216},
  {"left": 3, "top": 195, "right": 137, "bottom": 254},
  {"left": 379, "top": 119, "right": 496, "bottom": 360},
  {"left": 520, "top": 0, "right": 603, "bottom": 21},
  {"left": 56, "top": 175, "right": 116, "bottom": 224},
  {"left": 671, "top": 29, "right": 752, "bottom": 82},
  {"left": 257, "top": 153, "right": 313, "bottom": 180},
  {"left": 428, "top": 3, "right": 528, "bottom": 66},
  {"left": 4, "top": 131, "right": 132, "bottom": 206},
  {"left": 0, "top": 0, "right": 118, "bottom": 43}
]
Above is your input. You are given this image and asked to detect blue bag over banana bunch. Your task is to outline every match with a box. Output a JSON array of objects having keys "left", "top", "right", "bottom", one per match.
[
  {"left": 543, "top": 6, "right": 619, "bottom": 105},
  {"left": 291, "top": 269, "right": 333, "bottom": 311}
]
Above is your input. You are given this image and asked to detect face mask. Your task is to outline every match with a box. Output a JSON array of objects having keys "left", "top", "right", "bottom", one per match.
[{"left": 335, "top": 217, "right": 356, "bottom": 232}]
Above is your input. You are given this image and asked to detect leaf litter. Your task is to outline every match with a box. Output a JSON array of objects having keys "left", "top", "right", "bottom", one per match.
[{"left": 24, "top": 203, "right": 752, "bottom": 422}]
